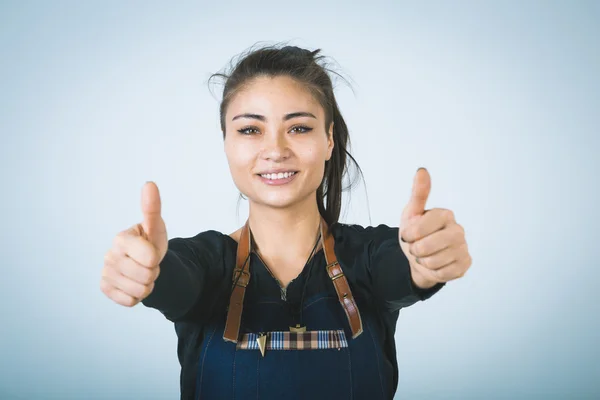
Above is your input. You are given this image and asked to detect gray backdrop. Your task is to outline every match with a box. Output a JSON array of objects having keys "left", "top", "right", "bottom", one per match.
[{"left": 1, "top": 1, "right": 598, "bottom": 399}]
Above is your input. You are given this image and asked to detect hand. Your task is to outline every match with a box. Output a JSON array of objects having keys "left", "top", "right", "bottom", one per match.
[
  {"left": 100, "top": 182, "right": 169, "bottom": 307},
  {"left": 399, "top": 168, "right": 472, "bottom": 289}
]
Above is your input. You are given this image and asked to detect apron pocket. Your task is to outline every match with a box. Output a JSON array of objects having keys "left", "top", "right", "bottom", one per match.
[{"left": 236, "top": 329, "right": 348, "bottom": 351}]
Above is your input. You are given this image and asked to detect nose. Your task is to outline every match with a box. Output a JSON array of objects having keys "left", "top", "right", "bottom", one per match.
[{"left": 261, "top": 130, "right": 290, "bottom": 162}]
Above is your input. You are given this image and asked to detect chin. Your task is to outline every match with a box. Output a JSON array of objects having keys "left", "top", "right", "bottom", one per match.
[
  {"left": 253, "top": 194, "right": 300, "bottom": 209},
  {"left": 240, "top": 175, "right": 320, "bottom": 209},
  {"left": 245, "top": 187, "right": 315, "bottom": 210}
]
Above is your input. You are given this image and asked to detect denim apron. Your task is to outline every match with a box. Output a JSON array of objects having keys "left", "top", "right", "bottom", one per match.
[{"left": 194, "top": 219, "right": 392, "bottom": 399}]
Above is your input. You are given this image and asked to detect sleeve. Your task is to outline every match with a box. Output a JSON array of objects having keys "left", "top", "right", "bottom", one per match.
[
  {"left": 141, "top": 231, "right": 225, "bottom": 322},
  {"left": 366, "top": 224, "right": 445, "bottom": 312}
]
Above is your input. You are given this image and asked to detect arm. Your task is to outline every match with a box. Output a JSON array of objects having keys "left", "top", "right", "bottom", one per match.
[
  {"left": 142, "top": 233, "right": 223, "bottom": 322},
  {"left": 367, "top": 224, "right": 445, "bottom": 312}
]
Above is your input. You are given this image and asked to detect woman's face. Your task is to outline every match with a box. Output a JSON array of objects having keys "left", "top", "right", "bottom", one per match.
[{"left": 224, "top": 75, "right": 334, "bottom": 210}]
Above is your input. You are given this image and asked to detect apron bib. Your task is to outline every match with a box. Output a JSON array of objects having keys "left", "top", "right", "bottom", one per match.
[{"left": 194, "top": 219, "right": 391, "bottom": 399}]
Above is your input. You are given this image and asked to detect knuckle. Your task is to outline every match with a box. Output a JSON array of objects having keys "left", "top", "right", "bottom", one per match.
[
  {"left": 437, "top": 208, "right": 449, "bottom": 220},
  {"left": 417, "top": 242, "right": 428, "bottom": 256},
  {"left": 464, "top": 255, "right": 473, "bottom": 268},
  {"left": 431, "top": 268, "right": 446, "bottom": 282},
  {"left": 113, "top": 233, "right": 127, "bottom": 252},
  {"left": 144, "top": 282, "right": 155, "bottom": 298},
  {"left": 435, "top": 269, "right": 449, "bottom": 282},
  {"left": 428, "top": 269, "right": 441, "bottom": 283},
  {"left": 413, "top": 242, "right": 422, "bottom": 256},
  {"left": 409, "top": 243, "right": 418, "bottom": 257},
  {"left": 137, "top": 284, "right": 151, "bottom": 301},
  {"left": 103, "top": 252, "right": 113, "bottom": 265},
  {"left": 131, "top": 284, "right": 146, "bottom": 300},
  {"left": 455, "top": 225, "right": 465, "bottom": 239},
  {"left": 123, "top": 296, "right": 138, "bottom": 307},
  {"left": 99, "top": 277, "right": 111, "bottom": 295},
  {"left": 101, "top": 264, "right": 115, "bottom": 279},
  {"left": 140, "top": 268, "right": 154, "bottom": 285},
  {"left": 147, "top": 248, "right": 160, "bottom": 268},
  {"left": 415, "top": 227, "right": 423, "bottom": 240},
  {"left": 110, "top": 258, "right": 125, "bottom": 275},
  {"left": 134, "top": 243, "right": 155, "bottom": 268},
  {"left": 114, "top": 230, "right": 125, "bottom": 242}
]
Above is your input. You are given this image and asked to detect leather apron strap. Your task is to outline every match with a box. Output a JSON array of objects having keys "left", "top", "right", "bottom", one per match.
[
  {"left": 222, "top": 220, "right": 251, "bottom": 343},
  {"left": 223, "top": 217, "right": 363, "bottom": 343},
  {"left": 320, "top": 220, "right": 364, "bottom": 339}
]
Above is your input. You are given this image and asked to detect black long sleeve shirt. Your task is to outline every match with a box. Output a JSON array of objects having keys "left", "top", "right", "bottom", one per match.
[{"left": 142, "top": 223, "right": 445, "bottom": 398}]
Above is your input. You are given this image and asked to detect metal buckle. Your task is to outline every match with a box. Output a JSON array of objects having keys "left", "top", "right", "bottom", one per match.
[
  {"left": 232, "top": 268, "right": 250, "bottom": 287},
  {"left": 327, "top": 262, "right": 344, "bottom": 280}
]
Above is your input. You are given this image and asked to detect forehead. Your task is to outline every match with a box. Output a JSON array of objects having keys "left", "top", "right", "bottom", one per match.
[{"left": 226, "top": 75, "right": 323, "bottom": 119}]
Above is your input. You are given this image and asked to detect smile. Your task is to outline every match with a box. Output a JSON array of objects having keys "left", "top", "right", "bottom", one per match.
[
  {"left": 259, "top": 171, "right": 296, "bottom": 179},
  {"left": 257, "top": 171, "right": 298, "bottom": 185}
]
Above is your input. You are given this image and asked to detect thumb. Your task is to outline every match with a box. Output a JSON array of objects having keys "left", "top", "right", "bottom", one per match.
[
  {"left": 141, "top": 181, "right": 167, "bottom": 253},
  {"left": 401, "top": 167, "right": 431, "bottom": 222}
]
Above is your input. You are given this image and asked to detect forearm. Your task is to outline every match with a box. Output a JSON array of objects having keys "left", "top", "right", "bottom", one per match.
[{"left": 142, "top": 247, "right": 204, "bottom": 321}]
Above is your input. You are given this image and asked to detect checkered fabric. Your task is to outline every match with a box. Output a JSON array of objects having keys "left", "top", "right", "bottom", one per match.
[{"left": 236, "top": 330, "right": 348, "bottom": 350}]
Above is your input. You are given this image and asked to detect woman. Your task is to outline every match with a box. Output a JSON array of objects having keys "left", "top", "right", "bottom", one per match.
[{"left": 100, "top": 44, "right": 472, "bottom": 400}]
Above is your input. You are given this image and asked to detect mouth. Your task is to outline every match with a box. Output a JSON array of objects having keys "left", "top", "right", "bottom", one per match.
[{"left": 256, "top": 171, "right": 299, "bottom": 185}]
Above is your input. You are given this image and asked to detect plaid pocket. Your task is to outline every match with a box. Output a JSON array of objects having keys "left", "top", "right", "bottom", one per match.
[{"left": 236, "top": 330, "right": 348, "bottom": 350}]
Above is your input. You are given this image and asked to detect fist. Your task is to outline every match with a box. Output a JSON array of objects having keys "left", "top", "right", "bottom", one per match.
[
  {"left": 100, "top": 182, "right": 168, "bottom": 307},
  {"left": 399, "top": 168, "right": 471, "bottom": 289}
]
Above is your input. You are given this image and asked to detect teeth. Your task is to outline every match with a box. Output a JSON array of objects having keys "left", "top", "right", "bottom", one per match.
[{"left": 261, "top": 171, "right": 296, "bottom": 180}]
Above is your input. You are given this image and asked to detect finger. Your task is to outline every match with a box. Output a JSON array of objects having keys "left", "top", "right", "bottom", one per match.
[
  {"left": 401, "top": 208, "right": 455, "bottom": 243},
  {"left": 408, "top": 223, "right": 465, "bottom": 257},
  {"left": 410, "top": 262, "right": 440, "bottom": 285},
  {"left": 414, "top": 242, "right": 469, "bottom": 271},
  {"left": 100, "top": 277, "right": 138, "bottom": 307},
  {"left": 421, "top": 254, "right": 472, "bottom": 283},
  {"left": 105, "top": 251, "right": 160, "bottom": 285},
  {"left": 141, "top": 181, "right": 165, "bottom": 243},
  {"left": 401, "top": 168, "right": 431, "bottom": 222},
  {"left": 121, "top": 257, "right": 160, "bottom": 285},
  {"left": 102, "top": 264, "right": 154, "bottom": 300},
  {"left": 112, "top": 231, "right": 161, "bottom": 268}
]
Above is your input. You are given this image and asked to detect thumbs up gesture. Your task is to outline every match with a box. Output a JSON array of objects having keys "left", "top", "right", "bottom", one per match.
[
  {"left": 100, "top": 182, "right": 169, "bottom": 307},
  {"left": 399, "top": 168, "right": 472, "bottom": 289}
]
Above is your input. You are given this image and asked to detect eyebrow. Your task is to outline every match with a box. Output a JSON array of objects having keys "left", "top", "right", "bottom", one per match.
[{"left": 231, "top": 112, "right": 317, "bottom": 122}]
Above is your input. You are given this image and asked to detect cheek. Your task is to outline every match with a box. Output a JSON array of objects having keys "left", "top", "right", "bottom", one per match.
[
  {"left": 310, "top": 141, "right": 330, "bottom": 163},
  {"left": 225, "top": 141, "right": 256, "bottom": 186},
  {"left": 226, "top": 140, "right": 251, "bottom": 167},
  {"left": 302, "top": 146, "right": 327, "bottom": 178}
]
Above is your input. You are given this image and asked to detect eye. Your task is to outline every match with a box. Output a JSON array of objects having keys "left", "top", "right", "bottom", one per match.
[
  {"left": 290, "top": 125, "right": 313, "bottom": 134},
  {"left": 237, "top": 126, "right": 260, "bottom": 135}
]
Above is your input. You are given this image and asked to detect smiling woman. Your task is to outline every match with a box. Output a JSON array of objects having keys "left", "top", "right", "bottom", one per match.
[
  {"left": 100, "top": 43, "right": 471, "bottom": 400},
  {"left": 224, "top": 75, "right": 334, "bottom": 212},
  {"left": 212, "top": 45, "right": 358, "bottom": 227}
]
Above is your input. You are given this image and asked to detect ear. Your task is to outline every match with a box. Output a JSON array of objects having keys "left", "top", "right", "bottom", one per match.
[{"left": 326, "top": 122, "right": 334, "bottom": 161}]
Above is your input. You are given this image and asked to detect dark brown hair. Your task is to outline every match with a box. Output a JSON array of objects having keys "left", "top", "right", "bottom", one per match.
[{"left": 209, "top": 43, "right": 364, "bottom": 227}]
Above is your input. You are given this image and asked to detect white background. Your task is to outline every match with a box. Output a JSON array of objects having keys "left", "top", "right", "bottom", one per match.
[{"left": 1, "top": 1, "right": 598, "bottom": 399}]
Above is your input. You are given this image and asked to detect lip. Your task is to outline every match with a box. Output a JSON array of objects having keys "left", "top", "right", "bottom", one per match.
[
  {"left": 256, "top": 171, "right": 299, "bottom": 186},
  {"left": 256, "top": 169, "right": 299, "bottom": 175}
]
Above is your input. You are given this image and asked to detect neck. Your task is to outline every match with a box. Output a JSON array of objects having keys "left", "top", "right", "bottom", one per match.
[{"left": 248, "top": 195, "right": 322, "bottom": 262}]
